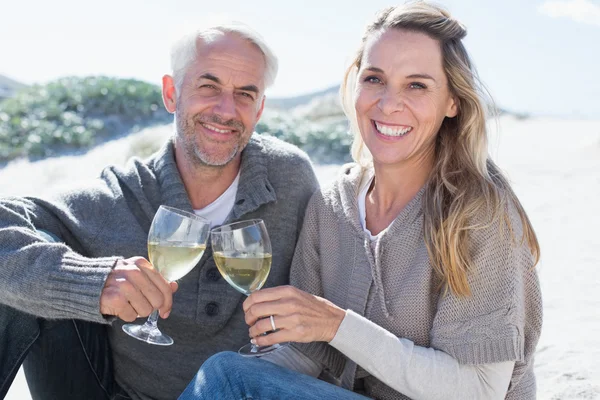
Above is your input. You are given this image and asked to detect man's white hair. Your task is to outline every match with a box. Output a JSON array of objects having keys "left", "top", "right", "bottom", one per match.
[{"left": 170, "top": 21, "right": 278, "bottom": 92}]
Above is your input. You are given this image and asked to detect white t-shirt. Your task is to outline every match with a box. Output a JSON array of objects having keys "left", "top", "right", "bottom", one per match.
[
  {"left": 193, "top": 172, "right": 240, "bottom": 228},
  {"left": 357, "top": 168, "right": 387, "bottom": 241}
]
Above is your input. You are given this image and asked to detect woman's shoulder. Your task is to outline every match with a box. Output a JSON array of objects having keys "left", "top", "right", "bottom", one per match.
[
  {"left": 327, "top": 162, "right": 364, "bottom": 191},
  {"left": 467, "top": 192, "right": 536, "bottom": 273},
  {"left": 316, "top": 162, "right": 364, "bottom": 200},
  {"left": 303, "top": 163, "right": 366, "bottom": 220},
  {"left": 469, "top": 191, "right": 528, "bottom": 242}
]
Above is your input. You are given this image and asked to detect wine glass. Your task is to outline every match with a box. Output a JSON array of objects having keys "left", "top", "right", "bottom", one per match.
[
  {"left": 210, "top": 219, "right": 283, "bottom": 356},
  {"left": 122, "top": 205, "right": 210, "bottom": 346}
]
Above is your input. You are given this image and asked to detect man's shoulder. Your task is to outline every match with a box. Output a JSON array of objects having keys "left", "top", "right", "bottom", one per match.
[
  {"left": 245, "top": 134, "right": 318, "bottom": 195},
  {"left": 100, "top": 152, "right": 159, "bottom": 186},
  {"left": 251, "top": 134, "right": 311, "bottom": 165}
]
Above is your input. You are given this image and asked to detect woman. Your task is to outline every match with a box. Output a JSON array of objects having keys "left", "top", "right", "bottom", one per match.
[{"left": 179, "top": 2, "right": 542, "bottom": 399}]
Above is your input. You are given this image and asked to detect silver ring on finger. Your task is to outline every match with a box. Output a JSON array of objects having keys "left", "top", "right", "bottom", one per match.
[{"left": 270, "top": 315, "right": 277, "bottom": 331}]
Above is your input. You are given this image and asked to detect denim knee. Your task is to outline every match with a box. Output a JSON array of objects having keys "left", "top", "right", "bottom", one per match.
[
  {"left": 206, "top": 351, "right": 240, "bottom": 366},
  {"left": 200, "top": 351, "right": 241, "bottom": 377},
  {"left": 0, "top": 303, "right": 40, "bottom": 398}
]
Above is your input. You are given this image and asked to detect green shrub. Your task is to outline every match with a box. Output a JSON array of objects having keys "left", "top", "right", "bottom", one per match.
[
  {"left": 0, "top": 76, "right": 170, "bottom": 161},
  {"left": 257, "top": 112, "right": 352, "bottom": 164},
  {"left": 0, "top": 76, "right": 354, "bottom": 164}
]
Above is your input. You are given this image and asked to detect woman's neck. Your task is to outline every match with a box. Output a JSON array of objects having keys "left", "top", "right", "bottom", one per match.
[{"left": 365, "top": 154, "right": 432, "bottom": 235}]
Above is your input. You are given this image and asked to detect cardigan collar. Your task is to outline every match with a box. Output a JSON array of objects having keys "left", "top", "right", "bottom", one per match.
[
  {"left": 152, "top": 135, "right": 276, "bottom": 222},
  {"left": 336, "top": 163, "right": 426, "bottom": 317}
]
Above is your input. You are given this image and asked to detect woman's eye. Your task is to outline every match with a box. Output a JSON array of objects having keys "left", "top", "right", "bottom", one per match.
[
  {"left": 364, "top": 76, "right": 382, "bottom": 84},
  {"left": 409, "top": 82, "right": 427, "bottom": 89}
]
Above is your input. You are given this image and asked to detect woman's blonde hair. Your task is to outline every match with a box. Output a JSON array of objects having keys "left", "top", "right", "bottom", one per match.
[{"left": 341, "top": 1, "right": 540, "bottom": 296}]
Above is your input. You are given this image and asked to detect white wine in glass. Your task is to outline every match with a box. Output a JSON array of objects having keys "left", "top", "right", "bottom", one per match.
[
  {"left": 122, "top": 205, "right": 210, "bottom": 346},
  {"left": 211, "top": 219, "right": 284, "bottom": 356},
  {"left": 212, "top": 252, "right": 272, "bottom": 295},
  {"left": 148, "top": 241, "right": 207, "bottom": 282}
]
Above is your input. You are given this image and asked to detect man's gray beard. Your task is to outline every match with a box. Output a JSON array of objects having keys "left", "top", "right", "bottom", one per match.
[
  {"left": 190, "top": 138, "right": 239, "bottom": 167},
  {"left": 176, "top": 113, "right": 243, "bottom": 168}
]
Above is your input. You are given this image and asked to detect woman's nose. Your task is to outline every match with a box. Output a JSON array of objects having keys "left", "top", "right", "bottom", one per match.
[{"left": 377, "top": 90, "right": 405, "bottom": 115}]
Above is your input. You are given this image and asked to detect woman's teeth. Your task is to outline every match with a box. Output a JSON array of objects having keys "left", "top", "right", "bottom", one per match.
[{"left": 375, "top": 122, "right": 412, "bottom": 137}]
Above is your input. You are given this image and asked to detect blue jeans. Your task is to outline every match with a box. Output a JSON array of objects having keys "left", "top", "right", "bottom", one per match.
[
  {"left": 0, "top": 303, "right": 128, "bottom": 400},
  {"left": 178, "top": 351, "right": 371, "bottom": 400}
]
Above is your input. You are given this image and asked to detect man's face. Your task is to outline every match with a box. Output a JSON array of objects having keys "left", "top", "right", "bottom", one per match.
[{"left": 170, "top": 33, "right": 266, "bottom": 167}]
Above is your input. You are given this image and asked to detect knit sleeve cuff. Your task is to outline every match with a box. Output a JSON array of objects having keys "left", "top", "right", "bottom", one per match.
[
  {"left": 44, "top": 252, "right": 119, "bottom": 324},
  {"left": 430, "top": 306, "right": 525, "bottom": 365},
  {"left": 432, "top": 334, "right": 524, "bottom": 365}
]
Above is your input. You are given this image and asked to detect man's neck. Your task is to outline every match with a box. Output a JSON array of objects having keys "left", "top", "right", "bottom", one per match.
[{"left": 175, "top": 149, "right": 241, "bottom": 210}]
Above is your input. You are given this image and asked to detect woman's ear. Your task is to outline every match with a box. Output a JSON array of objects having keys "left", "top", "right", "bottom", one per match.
[{"left": 446, "top": 96, "right": 458, "bottom": 118}]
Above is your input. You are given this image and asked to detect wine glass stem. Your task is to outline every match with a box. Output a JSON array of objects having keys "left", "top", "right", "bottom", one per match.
[{"left": 143, "top": 310, "right": 160, "bottom": 332}]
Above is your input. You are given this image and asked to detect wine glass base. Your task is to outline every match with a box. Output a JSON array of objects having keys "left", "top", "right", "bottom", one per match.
[
  {"left": 122, "top": 323, "right": 174, "bottom": 346},
  {"left": 238, "top": 342, "right": 286, "bottom": 357}
]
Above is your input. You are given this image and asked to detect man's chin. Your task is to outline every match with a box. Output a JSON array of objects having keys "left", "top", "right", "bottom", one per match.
[{"left": 193, "top": 149, "right": 239, "bottom": 168}]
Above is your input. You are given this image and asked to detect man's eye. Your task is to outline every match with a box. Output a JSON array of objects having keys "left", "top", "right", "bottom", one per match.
[{"left": 238, "top": 92, "right": 255, "bottom": 100}]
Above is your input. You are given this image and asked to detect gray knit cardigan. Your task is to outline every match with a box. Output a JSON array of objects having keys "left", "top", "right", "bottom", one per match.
[
  {"left": 0, "top": 135, "right": 319, "bottom": 400},
  {"left": 292, "top": 164, "right": 543, "bottom": 400}
]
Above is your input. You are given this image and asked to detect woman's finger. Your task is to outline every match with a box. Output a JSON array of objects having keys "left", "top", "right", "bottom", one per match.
[
  {"left": 250, "top": 327, "right": 297, "bottom": 347},
  {"left": 248, "top": 316, "right": 276, "bottom": 338},
  {"left": 247, "top": 313, "right": 298, "bottom": 337},
  {"left": 251, "top": 329, "right": 316, "bottom": 346},
  {"left": 243, "top": 285, "right": 301, "bottom": 312},
  {"left": 244, "top": 297, "right": 300, "bottom": 326}
]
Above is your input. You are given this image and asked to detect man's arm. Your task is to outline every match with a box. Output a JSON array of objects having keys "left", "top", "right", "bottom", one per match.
[
  {"left": 0, "top": 193, "right": 176, "bottom": 323},
  {"left": 0, "top": 196, "right": 116, "bottom": 322}
]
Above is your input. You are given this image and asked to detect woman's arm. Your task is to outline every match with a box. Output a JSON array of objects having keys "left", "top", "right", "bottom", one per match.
[
  {"left": 331, "top": 310, "right": 513, "bottom": 400},
  {"left": 245, "top": 288, "right": 513, "bottom": 400}
]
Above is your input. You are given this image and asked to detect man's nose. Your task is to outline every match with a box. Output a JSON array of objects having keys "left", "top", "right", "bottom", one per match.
[{"left": 213, "top": 92, "right": 236, "bottom": 120}]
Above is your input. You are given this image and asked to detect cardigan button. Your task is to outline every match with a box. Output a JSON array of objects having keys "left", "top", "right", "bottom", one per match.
[
  {"left": 206, "top": 268, "right": 221, "bottom": 282},
  {"left": 205, "top": 302, "right": 220, "bottom": 317}
]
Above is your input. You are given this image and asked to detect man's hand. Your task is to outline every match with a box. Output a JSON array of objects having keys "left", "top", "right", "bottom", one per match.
[{"left": 100, "top": 257, "right": 178, "bottom": 322}]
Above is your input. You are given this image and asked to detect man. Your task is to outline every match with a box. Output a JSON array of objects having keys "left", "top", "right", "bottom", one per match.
[{"left": 0, "top": 22, "right": 318, "bottom": 400}]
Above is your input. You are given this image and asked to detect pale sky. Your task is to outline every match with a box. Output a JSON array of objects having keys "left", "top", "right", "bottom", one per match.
[{"left": 1, "top": 0, "right": 599, "bottom": 118}]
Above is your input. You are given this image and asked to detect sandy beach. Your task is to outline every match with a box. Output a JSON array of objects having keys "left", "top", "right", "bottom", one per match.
[{"left": 3, "top": 116, "right": 600, "bottom": 399}]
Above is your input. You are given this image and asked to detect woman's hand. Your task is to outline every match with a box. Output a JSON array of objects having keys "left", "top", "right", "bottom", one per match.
[{"left": 243, "top": 285, "right": 346, "bottom": 347}]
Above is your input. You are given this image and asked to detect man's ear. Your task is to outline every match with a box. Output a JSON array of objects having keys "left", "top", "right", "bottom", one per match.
[
  {"left": 255, "top": 95, "right": 266, "bottom": 122},
  {"left": 162, "top": 75, "right": 177, "bottom": 114}
]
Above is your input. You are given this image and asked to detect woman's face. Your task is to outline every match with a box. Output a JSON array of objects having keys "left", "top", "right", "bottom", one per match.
[{"left": 354, "top": 28, "right": 457, "bottom": 168}]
